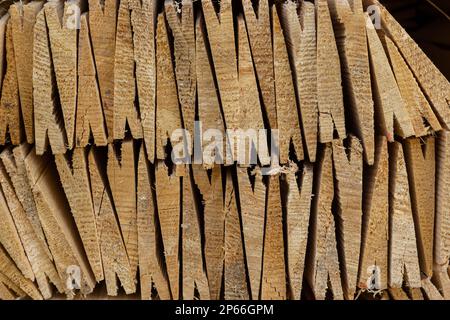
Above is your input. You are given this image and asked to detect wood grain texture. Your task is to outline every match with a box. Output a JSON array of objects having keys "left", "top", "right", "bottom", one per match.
[
  {"left": 155, "top": 162, "right": 180, "bottom": 299},
  {"left": 44, "top": 0, "right": 79, "bottom": 150},
  {"left": 88, "top": 147, "right": 136, "bottom": 296},
  {"left": 0, "top": 19, "right": 22, "bottom": 145},
  {"left": 286, "top": 164, "right": 313, "bottom": 300},
  {"left": 107, "top": 140, "right": 138, "bottom": 279},
  {"left": 389, "top": 142, "right": 421, "bottom": 288},
  {"left": 114, "top": 0, "right": 143, "bottom": 140},
  {"left": 193, "top": 165, "right": 224, "bottom": 300},
  {"left": 88, "top": 0, "right": 118, "bottom": 140},
  {"left": 332, "top": 136, "right": 363, "bottom": 299},
  {"left": 359, "top": 136, "right": 389, "bottom": 290},
  {"left": 33, "top": 9, "right": 67, "bottom": 155},
  {"left": 131, "top": 0, "right": 157, "bottom": 161},
  {"left": 306, "top": 144, "right": 343, "bottom": 300},
  {"left": 137, "top": 144, "right": 170, "bottom": 299},
  {"left": 76, "top": 13, "right": 107, "bottom": 147},
  {"left": 273, "top": 8, "right": 304, "bottom": 164}
]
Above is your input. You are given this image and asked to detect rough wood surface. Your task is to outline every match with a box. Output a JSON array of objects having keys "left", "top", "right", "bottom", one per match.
[
  {"left": 137, "top": 144, "right": 170, "bottom": 300},
  {"left": 0, "top": 162, "right": 63, "bottom": 299},
  {"left": 316, "top": 0, "right": 346, "bottom": 143},
  {"left": 329, "top": 0, "right": 374, "bottom": 164},
  {"left": 366, "top": 16, "right": 414, "bottom": 140},
  {"left": 403, "top": 136, "right": 435, "bottom": 278},
  {"left": 155, "top": 12, "right": 183, "bottom": 160},
  {"left": 88, "top": 147, "right": 136, "bottom": 296},
  {"left": 280, "top": 1, "right": 318, "bottom": 161},
  {"left": 359, "top": 136, "right": 389, "bottom": 290},
  {"left": 114, "top": 0, "right": 143, "bottom": 140},
  {"left": 33, "top": 9, "right": 67, "bottom": 155},
  {"left": 44, "top": 0, "right": 79, "bottom": 150},
  {"left": 76, "top": 13, "right": 107, "bottom": 147},
  {"left": 0, "top": 20, "right": 22, "bottom": 145},
  {"left": 182, "top": 169, "right": 210, "bottom": 300},
  {"left": 165, "top": 0, "right": 195, "bottom": 155},
  {"left": 273, "top": 8, "right": 304, "bottom": 164},
  {"left": 242, "top": 0, "right": 277, "bottom": 129},
  {"left": 0, "top": 14, "right": 8, "bottom": 88},
  {"left": 306, "top": 144, "right": 343, "bottom": 300},
  {"left": 10, "top": 1, "right": 43, "bottom": 144},
  {"left": 261, "top": 174, "right": 286, "bottom": 300},
  {"left": 0, "top": 145, "right": 49, "bottom": 258},
  {"left": 224, "top": 170, "right": 248, "bottom": 300},
  {"left": 88, "top": 0, "right": 117, "bottom": 139},
  {"left": 435, "top": 131, "right": 450, "bottom": 298},
  {"left": 195, "top": 16, "right": 226, "bottom": 168},
  {"left": 383, "top": 35, "right": 441, "bottom": 136},
  {"left": 24, "top": 149, "right": 96, "bottom": 296},
  {"left": 421, "top": 278, "right": 444, "bottom": 300},
  {"left": 107, "top": 140, "right": 138, "bottom": 279},
  {"left": 131, "top": 0, "right": 157, "bottom": 161},
  {"left": 286, "top": 164, "right": 313, "bottom": 300},
  {"left": 55, "top": 148, "right": 103, "bottom": 282},
  {"left": 193, "top": 165, "right": 224, "bottom": 300},
  {"left": 332, "top": 136, "right": 363, "bottom": 299},
  {"left": 155, "top": 162, "right": 180, "bottom": 299},
  {"left": 389, "top": 142, "right": 421, "bottom": 288}
]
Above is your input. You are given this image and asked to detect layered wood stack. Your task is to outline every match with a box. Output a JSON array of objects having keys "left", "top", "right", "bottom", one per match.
[{"left": 0, "top": 0, "right": 448, "bottom": 300}]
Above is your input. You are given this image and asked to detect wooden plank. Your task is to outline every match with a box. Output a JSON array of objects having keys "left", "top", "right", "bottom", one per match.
[
  {"left": 435, "top": 131, "right": 450, "bottom": 298},
  {"left": 316, "top": 0, "right": 346, "bottom": 143},
  {"left": 328, "top": 0, "right": 374, "bottom": 164},
  {"left": 0, "top": 162, "right": 63, "bottom": 299},
  {"left": 33, "top": 8, "right": 67, "bottom": 155},
  {"left": 182, "top": 168, "right": 210, "bottom": 300},
  {"left": 201, "top": 0, "right": 240, "bottom": 133},
  {"left": 0, "top": 271, "right": 26, "bottom": 299},
  {"left": 389, "top": 288, "right": 409, "bottom": 300},
  {"left": 242, "top": 0, "right": 277, "bottom": 130},
  {"left": 365, "top": 15, "right": 414, "bottom": 140},
  {"left": 273, "top": 8, "right": 304, "bottom": 164},
  {"left": 155, "top": 162, "right": 180, "bottom": 299},
  {"left": 236, "top": 167, "right": 265, "bottom": 300},
  {"left": 0, "top": 19, "right": 22, "bottom": 145},
  {"left": 0, "top": 176, "right": 34, "bottom": 281},
  {"left": 88, "top": 147, "right": 136, "bottom": 296},
  {"left": 76, "top": 13, "right": 107, "bottom": 147},
  {"left": 10, "top": 1, "right": 43, "bottom": 144},
  {"left": 0, "top": 246, "right": 42, "bottom": 300},
  {"left": 0, "top": 278, "right": 15, "bottom": 300},
  {"left": 193, "top": 165, "right": 224, "bottom": 300},
  {"left": 0, "top": 145, "right": 49, "bottom": 259},
  {"left": 332, "top": 136, "right": 363, "bottom": 299},
  {"left": 286, "top": 164, "right": 313, "bottom": 300},
  {"left": 0, "top": 14, "right": 8, "bottom": 89},
  {"left": 403, "top": 136, "right": 435, "bottom": 278},
  {"left": 155, "top": 11, "right": 183, "bottom": 160},
  {"left": 114, "top": 0, "right": 143, "bottom": 140},
  {"left": 306, "top": 144, "right": 343, "bottom": 300},
  {"left": 131, "top": 0, "right": 157, "bottom": 161},
  {"left": 224, "top": 170, "right": 248, "bottom": 300},
  {"left": 88, "top": 0, "right": 117, "bottom": 139},
  {"left": 374, "top": 1, "right": 450, "bottom": 129},
  {"left": 165, "top": 0, "right": 195, "bottom": 155},
  {"left": 107, "top": 140, "right": 138, "bottom": 279},
  {"left": 261, "top": 174, "right": 286, "bottom": 300},
  {"left": 137, "top": 144, "right": 170, "bottom": 300},
  {"left": 358, "top": 136, "right": 389, "bottom": 291},
  {"left": 24, "top": 149, "right": 96, "bottom": 296},
  {"left": 195, "top": 16, "right": 226, "bottom": 168},
  {"left": 383, "top": 35, "right": 441, "bottom": 136},
  {"left": 44, "top": 0, "right": 79, "bottom": 150},
  {"left": 236, "top": 14, "right": 267, "bottom": 166},
  {"left": 280, "top": 1, "right": 318, "bottom": 161},
  {"left": 389, "top": 142, "right": 421, "bottom": 288},
  {"left": 421, "top": 278, "right": 444, "bottom": 300},
  {"left": 55, "top": 147, "right": 103, "bottom": 282}
]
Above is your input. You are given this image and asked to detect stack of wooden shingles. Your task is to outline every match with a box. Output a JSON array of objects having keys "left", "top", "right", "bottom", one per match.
[{"left": 0, "top": 0, "right": 449, "bottom": 300}]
